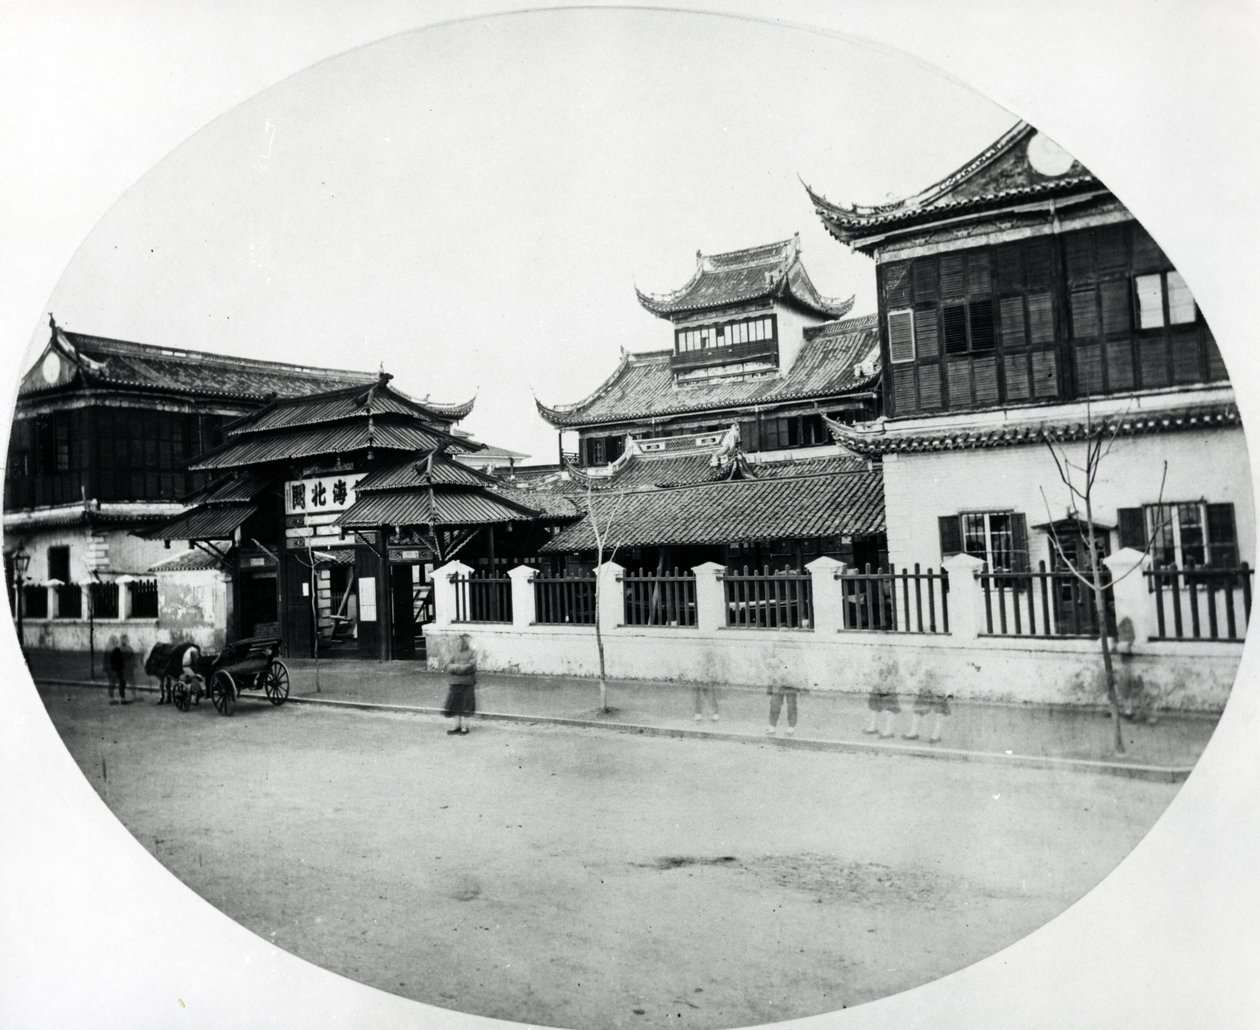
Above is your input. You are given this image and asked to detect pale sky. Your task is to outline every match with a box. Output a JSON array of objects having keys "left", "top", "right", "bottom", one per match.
[
  {"left": 4, "top": 5, "right": 1260, "bottom": 1030},
  {"left": 24, "top": 7, "right": 1013, "bottom": 462}
]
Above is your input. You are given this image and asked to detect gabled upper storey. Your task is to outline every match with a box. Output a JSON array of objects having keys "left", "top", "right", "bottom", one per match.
[
  {"left": 805, "top": 123, "right": 1227, "bottom": 421},
  {"left": 632, "top": 235, "right": 855, "bottom": 383}
]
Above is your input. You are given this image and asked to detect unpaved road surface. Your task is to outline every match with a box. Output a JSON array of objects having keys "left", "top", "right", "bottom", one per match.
[{"left": 44, "top": 687, "right": 1179, "bottom": 1029}]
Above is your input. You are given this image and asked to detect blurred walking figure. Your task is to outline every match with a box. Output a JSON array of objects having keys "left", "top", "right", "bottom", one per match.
[
  {"left": 107, "top": 641, "right": 130, "bottom": 705},
  {"left": 863, "top": 684, "right": 900, "bottom": 738},
  {"left": 903, "top": 684, "right": 951, "bottom": 743},
  {"left": 693, "top": 683, "right": 720, "bottom": 722},
  {"left": 443, "top": 634, "right": 477, "bottom": 735},
  {"left": 766, "top": 684, "right": 797, "bottom": 736}
]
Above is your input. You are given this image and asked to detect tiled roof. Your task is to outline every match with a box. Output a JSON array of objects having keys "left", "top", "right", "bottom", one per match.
[
  {"left": 337, "top": 489, "right": 540, "bottom": 528},
  {"left": 823, "top": 403, "right": 1242, "bottom": 455},
  {"left": 4, "top": 501, "right": 184, "bottom": 532},
  {"left": 635, "top": 235, "right": 853, "bottom": 320},
  {"left": 192, "top": 472, "right": 271, "bottom": 505},
  {"left": 540, "top": 467, "right": 884, "bottom": 552},
  {"left": 806, "top": 122, "right": 1100, "bottom": 251},
  {"left": 27, "top": 326, "right": 378, "bottom": 400},
  {"left": 147, "top": 548, "right": 223, "bottom": 573},
  {"left": 536, "top": 313, "right": 880, "bottom": 428},
  {"left": 145, "top": 504, "right": 257, "bottom": 541},
  {"left": 353, "top": 452, "right": 498, "bottom": 492},
  {"left": 490, "top": 485, "right": 584, "bottom": 519},
  {"left": 229, "top": 380, "right": 471, "bottom": 438},
  {"left": 188, "top": 421, "right": 451, "bottom": 471}
]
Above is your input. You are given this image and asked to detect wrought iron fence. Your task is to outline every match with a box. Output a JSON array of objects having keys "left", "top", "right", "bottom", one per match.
[
  {"left": 620, "top": 568, "right": 697, "bottom": 627},
  {"left": 55, "top": 583, "right": 81, "bottom": 619},
  {"left": 1147, "top": 564, "right": 1252, "bottom": 642},
  {"left": 450, "top": 573, "right": 513, "bottom": 623},
  {"left": 722, "top": 566, "right": 813, "bottom": 629},
  {"left": 533, "top": 571, "right": 596, "bottom": 625},
  {"left": 838, "top": 564, "right": 949, "bottom": 634},
  {"left": 89, "top": 581, "right": 119, "bottom": 619},
  {"left": 977, "top": 562, "right": 1113, "bottom": 638},
  {"left": 129, "top": 579, "right": 159, "bottom": 619},
  {"left": 22, "top": 584, "right": 48, "bottom": 619}
]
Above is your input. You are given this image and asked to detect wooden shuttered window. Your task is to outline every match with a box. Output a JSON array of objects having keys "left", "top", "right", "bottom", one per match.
[
  {"left": 1118, "top": 503, "right": 1239, "bottom": 567},
  {"left": 1207, "top": 503, "right": 1239, "bottom": 568},
  {"left": 888, "top": 310, "right": 915, "bottom": 363},
  {"left": 939, "top": 512, "right": 1029, "bottom": 571},
  {"left": 938, "top": 515, "right": 963, "bottom": 559},
  {"left": 1117, "top": 507, "right": 1146, "bottom": 550}
]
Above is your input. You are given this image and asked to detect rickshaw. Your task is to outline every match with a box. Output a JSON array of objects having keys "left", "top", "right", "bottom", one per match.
[{"left": 146, "top": 637, "right": 289, "bottom": 715}]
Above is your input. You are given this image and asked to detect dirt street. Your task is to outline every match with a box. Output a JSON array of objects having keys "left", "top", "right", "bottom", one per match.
[{"left": 43, "top": 686, "right": 1180, "bottom": 1029}]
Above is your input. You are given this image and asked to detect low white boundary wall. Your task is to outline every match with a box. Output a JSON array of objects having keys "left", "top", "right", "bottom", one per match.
[{"left": 425, "top": 553, "right": 1242, "bottom": 712}]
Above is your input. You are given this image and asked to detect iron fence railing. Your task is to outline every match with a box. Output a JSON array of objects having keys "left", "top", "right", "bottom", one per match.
[
  {"left": 450, "top": 573, "right": 513, "bottom": 623},
  {"left": 721, "top": 566, "right": 813, "bottom": 629},
  {"left": 533, "top": 572, "right": 596, "bottom": 626},
  {"left": 22, "top": 584, "right": 48, "bottom": 619},
  {"left": 55, "top": 583, "right": 82, "bottom": 619},
  {"left": 620, "top": 568, "right": 697, "bottom": 627},
  {"left": 838, "top": 564, "right": 950, "bottom": 634},
  {"left": 977, "top": 562, "right": 1114, "bottom": 638},
  {"left": 89, "top": 581, "right": 119, "bottom": 619},
  {"left": 129, "top": 579, "right": 159, "bottom": 619},
  {"left": 1147, "top": 564, "right": 1253, "bottom": 642}
]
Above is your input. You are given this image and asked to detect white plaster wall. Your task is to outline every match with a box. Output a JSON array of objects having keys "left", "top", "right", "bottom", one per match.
[
  {"left": 425, "top": 622, "right": 1238, "bottom": 712},
  {"left": 6, "top": 526, "right": 187, "bottom": 581},
  {"left": 882, "top": 426, "right": 1253, "bottom": 570}
]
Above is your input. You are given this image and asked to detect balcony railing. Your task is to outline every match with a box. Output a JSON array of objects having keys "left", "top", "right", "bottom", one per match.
[{"left": 670, "top": 338, "right": 777, "bottom": 372}]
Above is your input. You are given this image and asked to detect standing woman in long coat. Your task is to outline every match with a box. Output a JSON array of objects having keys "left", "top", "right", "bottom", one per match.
[{"left": 443, "top": 634, "right": 477, "bottom": 735}]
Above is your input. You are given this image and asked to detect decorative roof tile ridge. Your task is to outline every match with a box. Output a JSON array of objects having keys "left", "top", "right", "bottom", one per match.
[
  {"left": 65, "top": 329, "right": 378, "bottom": 381},
  {"left": 801, "top": 121, "right": 1032, "bottom": 223},
  {"left": 702, "top": 236, "right": 798, "bottom": 271},
  {"left": 825, "top": 401, "right": 1239, "bottom": 454},
  {"left": 634, "top": 236, "right": 800, "bottom": 318},
  {"left": 801, "top": 311, "right": 881, "bottom": 338},
  {"left": 535, "top": 350, "right": 668, "bottom": 425}
]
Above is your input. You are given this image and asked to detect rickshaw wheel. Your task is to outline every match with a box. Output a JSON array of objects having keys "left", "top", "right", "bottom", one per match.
[
  {"left": 209, "top": 670, "right": 237, "bottom": 716},
  {"left": 262, "top": 660, "right": 290, "bottom": 705},
  {"left": 173, "top": 681, "right": 191, "bottom": 712}
]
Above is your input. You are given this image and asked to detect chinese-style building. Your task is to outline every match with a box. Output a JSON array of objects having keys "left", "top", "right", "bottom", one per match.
[
  {"left": 3, "top": 318, "right": 379, "bottom": 657},
  {"left": 149, "top": 373, "right": 562, "bottom": 661},
  {"left": 532, "top": 235, "right": 887, "bottom": 569},
  {"left": 805, "top": 121, "right": 1250, "bottom": 591}
]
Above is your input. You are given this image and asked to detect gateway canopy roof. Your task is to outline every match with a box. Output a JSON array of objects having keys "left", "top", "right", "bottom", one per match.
[
  {"left": 536, "top": 313, "right": 880, "bottom": 429},
  {"left": 635, "top": 235, "right": 854, "bottom": 320}
]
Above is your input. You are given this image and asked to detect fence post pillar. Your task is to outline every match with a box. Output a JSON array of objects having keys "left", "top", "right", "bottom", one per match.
[
  {"left": 942, "top": 553, "right": 986, "bottom": 639},
  {"left": 507, "top": 565, "right": 536, "bottom": 627},
  {"left": 806, "top": 556, "right": 847, "bottom": 633},
  {"left": 595, "top": 561, "right": 625, "bottom": 635},
  {"left": 117, "top": 578, "right": 132, "bottom": 621},
  {"left": 691, "top": 561, "right": 726, "bottom": 634},
  {"left": 430, "top": 560, "right": 472, "bottom": 628},
  {"left": 1103, "top": 547, "right": 1153, "bottom": 644}
]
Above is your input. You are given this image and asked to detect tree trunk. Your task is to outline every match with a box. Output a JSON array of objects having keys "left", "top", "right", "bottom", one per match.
[{"left": 1084, "top": 493, "right": 1124, "bottom": 754}]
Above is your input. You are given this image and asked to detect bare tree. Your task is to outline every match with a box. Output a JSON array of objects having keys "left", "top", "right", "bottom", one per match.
[
  {"left": 1040, "top": 406, "right": 1167, "bottom": 755},
  {"left": 583, "top": 478, "right": 627, "bottom": 714}
]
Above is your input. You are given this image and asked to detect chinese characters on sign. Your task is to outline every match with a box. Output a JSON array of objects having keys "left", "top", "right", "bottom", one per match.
[{"left": 284, "top": 474, "right": 364, "bottom": 516}]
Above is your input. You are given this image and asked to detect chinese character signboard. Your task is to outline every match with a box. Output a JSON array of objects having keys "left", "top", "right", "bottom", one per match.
[{"left": 284, "top": 474, "right": 364, "bottom": 516}]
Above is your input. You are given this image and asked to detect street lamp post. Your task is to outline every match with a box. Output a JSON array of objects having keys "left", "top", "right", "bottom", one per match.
[{"left": 12, "top": 547, "right": 31, "bottom": 651}]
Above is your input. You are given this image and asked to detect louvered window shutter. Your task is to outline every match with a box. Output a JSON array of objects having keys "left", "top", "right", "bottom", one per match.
[
  {"left": 888, "top": 310, "right": 915, "bottom": 363},
  {"left": 1117, "top": 508, "right": 1146, "bottom": 551},
  {"left": 1206, "top": 503, "right": 1238, "bottom": 568},
  {"left": 1011, "top": 513, "right": 1030, "bottom": 573},
  {"left": 938, "top": 515, "right": 963, "bottom": 559}
]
